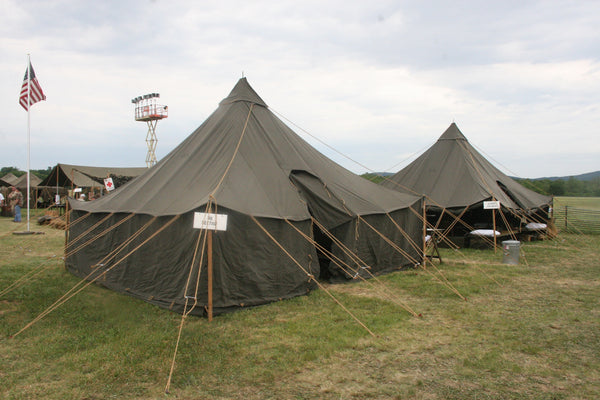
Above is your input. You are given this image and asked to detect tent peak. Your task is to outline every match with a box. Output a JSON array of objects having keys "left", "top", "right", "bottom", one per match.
[
  {"left": 219, "top": 77, "right": 268, "bottom": 108},
  {"left": 438, "top": 122, "right": 468, "bottom": 142}
]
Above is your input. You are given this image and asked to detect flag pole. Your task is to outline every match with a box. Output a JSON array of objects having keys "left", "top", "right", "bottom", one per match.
[
  {"left": 14, "top": 55, "right": 45, "bottom": 236},
  {"left": 26, "top": 54, "right": 31, "bottom": 232}
]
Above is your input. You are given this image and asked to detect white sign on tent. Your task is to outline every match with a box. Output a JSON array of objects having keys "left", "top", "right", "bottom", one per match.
[
  {"left": 104, "top": 177, "right": 115, "bottom": 191},
  {"left": 483, "top": 200, "right": 500, "bottom": 210},
  {"left": 193, "top": 212, "right": 228, "bottom": 231}
]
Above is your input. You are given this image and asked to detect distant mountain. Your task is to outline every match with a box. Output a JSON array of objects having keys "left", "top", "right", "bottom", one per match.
[
  {"left": 360, "top": 172, "right": 393, "bottom": 184},
  {"left": 364, "top": 172, "right": 394, "bottom": 177},
  {"left": 525, "top": 170, "right": 600, "bottom": 181}
]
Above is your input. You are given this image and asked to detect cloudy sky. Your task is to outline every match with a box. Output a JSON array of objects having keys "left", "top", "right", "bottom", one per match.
[{"left": 1, "top": 0, "right": 598, "bottom": 178}]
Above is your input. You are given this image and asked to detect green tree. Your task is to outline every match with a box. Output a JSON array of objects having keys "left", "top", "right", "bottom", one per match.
[
  {"left": 0, "top": 166, "right": 26, "bottom": 177},
  {"left": 565, "top": 177, "right": 584, "bottom": 196},
  {"left": 548, "top": 180, "right": 565, "bottom": 196},
  {"left": 30, "top": 166, "right": 52, "bottom": 181}
]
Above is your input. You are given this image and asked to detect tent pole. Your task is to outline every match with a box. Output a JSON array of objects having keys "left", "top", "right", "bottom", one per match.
[
  {"left": 63, "top": 199, "right": 70, "bottom": 268},
  {"left": 492, "top": 209, "right": 497, "bottom": 252},
  {"left": 26, "top": 55, "right": 31, "bottom": 232},
  {"left": 492, "top": 197, "right": 497, "bottom": 253},
  {"left": 422, "top": 197, "right": 427, "bottom": 268},
  {"left": 207, "top": 230, "right": 213, "bottom": 322}
]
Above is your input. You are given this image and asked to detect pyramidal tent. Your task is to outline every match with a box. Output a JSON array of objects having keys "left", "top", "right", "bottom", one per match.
[
  {"left": 382, "top": 123, "right": 551, "bottom": 237},
  {"left": 66, "top": 78, "right": 424, "bottom": 316},
  {"left": 13, "top": 173, "right": 42, "bottom": 189},
  {"left": 0, "top": 173, "right": 19, "bottom": 186}
]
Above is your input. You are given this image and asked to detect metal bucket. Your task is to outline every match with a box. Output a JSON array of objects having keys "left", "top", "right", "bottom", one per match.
[{"left": 502, "top": 240, "right": 520, "bottom": 265}]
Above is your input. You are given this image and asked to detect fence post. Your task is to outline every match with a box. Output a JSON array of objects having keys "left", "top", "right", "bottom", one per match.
[{"left": 565, "top": 205, "right": 568, "bottom": 231}]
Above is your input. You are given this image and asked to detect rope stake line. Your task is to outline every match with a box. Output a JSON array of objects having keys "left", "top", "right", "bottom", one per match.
[
  {"left": 65, "top": 213, "right": 114, "bottom": 249},
  {"left": 284, "top": 219, "right": 420, "bottom": 318},
  {"left": 0, "top": 256, "right": 61, "bottom": 299},
  {"left": 358, "top": 215, "right": 467, "bottom": 300},
  {"left": 11, "top": 215, "right": 180, "bottom": 339},
  {"left": 210, "top": 104, "right": 254, "bottom": 198},
  {"left": 11, "top": 215, "right": 161, "bottom": 338},
  {"left": 1, "top": 213, "right": 136, "bottom": 300},
  {"left": 166, "top": 105, "right": 250, "bottom": 391},
  {"left": 357, "top": 215, "right": 467, "bottom": 301},
  {"left": 356, "top": 216, "right": 421, "bottom": 266},
  {"left": 251, "top": 215, "right": 376, "bottom": 337},
  {"left": 64, "top": 213, "right": 136, "bottom": 259},
  {"left": 385, "top": 211, "right": 424, "bottom": 255}
]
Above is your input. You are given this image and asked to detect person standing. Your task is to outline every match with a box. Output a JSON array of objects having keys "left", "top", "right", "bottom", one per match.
[{"left": 8, "top": 186, "right": 24, "bottom": 222}]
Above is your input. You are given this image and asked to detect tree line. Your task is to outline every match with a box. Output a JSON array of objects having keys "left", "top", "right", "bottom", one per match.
[{"left": 517, "top": 177, "right": 600, "bottom": 197}]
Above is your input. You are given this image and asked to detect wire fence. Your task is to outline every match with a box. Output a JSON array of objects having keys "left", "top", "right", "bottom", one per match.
[{"left": 554, "top": 206, "right": 600, "bottom": 234}]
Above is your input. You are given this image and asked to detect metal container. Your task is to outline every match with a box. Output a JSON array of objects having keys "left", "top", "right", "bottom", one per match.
[{"left": 502, "top": 240, "right": 520, "bottom": 265}]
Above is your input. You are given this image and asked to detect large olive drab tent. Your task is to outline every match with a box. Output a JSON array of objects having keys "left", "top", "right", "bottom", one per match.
[
  {"left": 382, "top": 123, "right": 552, "bottom": 240},
  {"left": 66, "top": 78, "right": 424, "bottom": 316}
]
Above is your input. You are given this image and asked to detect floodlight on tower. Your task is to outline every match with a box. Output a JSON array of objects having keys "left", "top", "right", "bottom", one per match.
[{"left": 131, "top": 92, "right": 168, "bottom": 167}]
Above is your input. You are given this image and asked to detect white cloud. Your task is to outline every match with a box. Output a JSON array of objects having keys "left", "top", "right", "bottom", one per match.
[{"left": 0, "top": 0, "right": 598, "bottom": 178}]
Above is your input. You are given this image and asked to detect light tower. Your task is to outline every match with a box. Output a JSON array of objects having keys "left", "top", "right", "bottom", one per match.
[{"left": 131, "top": 93, "right": 168, "bottom": 167}]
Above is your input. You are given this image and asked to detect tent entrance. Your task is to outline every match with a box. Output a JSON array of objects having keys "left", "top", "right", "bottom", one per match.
[
  {"left": 289, "top": 170, "right": 354, "bottom": 280},
  {"left": 312, "top": 222, "right": 333, "bottom": 280}
]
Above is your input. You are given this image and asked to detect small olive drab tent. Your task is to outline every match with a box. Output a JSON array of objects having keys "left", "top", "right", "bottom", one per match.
[
  {"left": 13, "top": 173, "right": 42, "bottom": 189},
  {"left": 65, "top": 78, "right": 424, "bottom": 316},
  {"left": 381, "top": 123, "right": 552, "bottom": 242},
  {"left": 0, "top": 173, "right": 20, "bottom": 187},
  {"left": 39, "top": 164, "right": 147, "bottom": 189}
]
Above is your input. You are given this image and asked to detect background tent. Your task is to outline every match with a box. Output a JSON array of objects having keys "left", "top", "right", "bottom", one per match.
[
  {"left": 0, "top": 174, "right": 42, "bottom": 209},
  {"left": 39, "top": 164, "right": 147, "bottom": 189},
  {"left": 0, "top": 173, "right": 19, "bottom": 187},
  {"left": 382, "top": 123, "right": 552, "bottom": 241},
  {"left": 37, "top": 163, "right": 147, "bottom": 204},
  {"left": 65, "top": 78, "right": 424, "bottom": 316},
  {"left": 13, "top": 174, "right": 42, "bottom": 209},
  {"left": 13, "top": 173, "right": 42, "bottom": 189}
]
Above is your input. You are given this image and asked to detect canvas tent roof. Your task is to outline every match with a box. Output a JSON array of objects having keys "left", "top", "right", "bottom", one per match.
[
  {"left": 66, "top": 78, "right": 424, "bottom": 316},
  {"left": 0, "top": 173, "right": 19, "bottom": 186},
  {"left": 382, "top": 123, "right": 551, "bottom": 211},
  {"left": 39, "top": 164, "right": 147, "bottom": 189},
  {"left": 73, "top": 78, "right": 420, "bottom": 222},
  {"left": 13, "top": 173, "right": 42, "bottom": 189}
]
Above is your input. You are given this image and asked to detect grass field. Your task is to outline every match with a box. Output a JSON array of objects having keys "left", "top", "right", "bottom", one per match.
[
  {"left": 553, "top": 196, "right": 600, "bottom": 234},
  {"left": 1, "top": 212, "right": 599, "bottom": 399},
  {"left": 553, "top": 196, "right": 600, "bottom": 210}
]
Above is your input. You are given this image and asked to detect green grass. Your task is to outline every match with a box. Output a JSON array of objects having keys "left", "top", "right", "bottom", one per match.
[
  {"left": 554, "top": 196, "right": 600, "bottom": 210},
  {"left": 553, "top": 196, "right": 600, "bottom": 234},
  {"left": 1, "top": 214, "right": 599, "bottom": 399}
]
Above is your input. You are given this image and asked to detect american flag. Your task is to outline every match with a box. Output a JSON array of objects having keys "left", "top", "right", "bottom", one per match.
[{"left": 19, "top": 62, "right": 46, "bottom": 111}]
